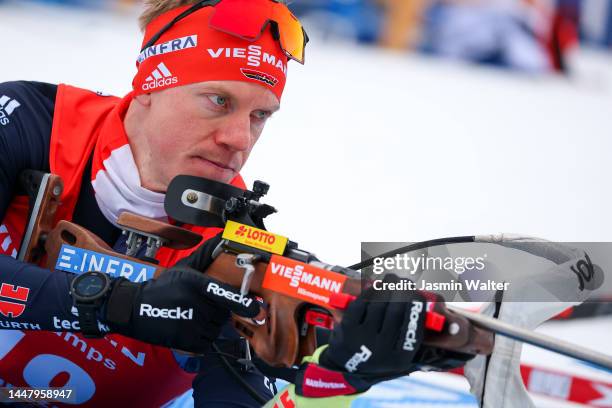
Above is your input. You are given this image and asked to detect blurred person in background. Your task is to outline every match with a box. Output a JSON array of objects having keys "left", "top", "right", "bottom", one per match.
[
  {"left": 0, "top": 0, "right": 449, "bottom": 407},
  {"left": 379, "top": 0, "right": 579, "bottom": 73},
  {"left": 378, "top": 0, "right": 428, "bottom": 50},
  {"left": 290, "top": 0, "right": 580, "bottom": 73}
]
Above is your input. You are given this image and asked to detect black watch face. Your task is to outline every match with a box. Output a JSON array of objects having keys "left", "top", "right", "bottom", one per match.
[{"left": 75, "top": 274, "right": 106, "bottom": 298}]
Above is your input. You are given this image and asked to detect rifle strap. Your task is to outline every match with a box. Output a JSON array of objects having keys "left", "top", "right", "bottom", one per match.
[{"left": 252, "top": 356, "right": 299, "bottom": 383}]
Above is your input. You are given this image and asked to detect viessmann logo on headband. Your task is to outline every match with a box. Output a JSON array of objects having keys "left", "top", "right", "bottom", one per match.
[{"left": 206, "top": 46, "right": 288, "bottom": 76}]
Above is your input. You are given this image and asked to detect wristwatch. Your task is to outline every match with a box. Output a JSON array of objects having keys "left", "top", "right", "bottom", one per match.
[{"left": 70, "top": 271, "right": 112, "bottom": 338}]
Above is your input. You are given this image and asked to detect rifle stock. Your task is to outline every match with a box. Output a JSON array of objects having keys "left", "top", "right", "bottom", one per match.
[
  {"left": 42, "top": 221, "right": 492, "bottom": 367},
  {"left": 205, "top": 252, "right": 493, "bottom": 367},
  {"left": 19, "top": 172, "right": 63, "bottom": 263},
  {"left": 30, "top": 171, "right": 492, "bottom": 369}
]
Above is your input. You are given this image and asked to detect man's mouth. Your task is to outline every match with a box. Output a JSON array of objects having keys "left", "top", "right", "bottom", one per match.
[
  {"left": 197, "top": 157, "right": 235, "bottom": 172},
  {"left": 189, "top": 156, "right": 237, "bottom": 181}
]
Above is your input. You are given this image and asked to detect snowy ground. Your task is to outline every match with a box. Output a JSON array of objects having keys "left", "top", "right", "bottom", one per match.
[{"left": 2, "top": 1, "right": 612, "bottom": 406}]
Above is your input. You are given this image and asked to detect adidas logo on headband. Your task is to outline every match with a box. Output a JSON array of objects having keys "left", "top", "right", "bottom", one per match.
[
  {"left": 142, "top": 62, "right": 179, "bottom": 91},
  {"left": 132, "top": 4, "right": 290, "bottom": 100}
]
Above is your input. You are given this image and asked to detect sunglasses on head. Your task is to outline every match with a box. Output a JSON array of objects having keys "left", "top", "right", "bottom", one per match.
[{"left": 140, "top": 0, "right": 308, "bottom": 64}]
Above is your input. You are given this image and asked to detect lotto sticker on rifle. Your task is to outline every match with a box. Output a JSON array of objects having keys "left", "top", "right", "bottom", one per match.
[
  {"left": 263, "top": 255, "right": 347, "bottom": 308},
  {"left": 222, "top": 221, "right": 288, "bottom": 255}
]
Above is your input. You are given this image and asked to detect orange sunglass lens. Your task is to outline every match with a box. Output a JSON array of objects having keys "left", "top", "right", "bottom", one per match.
[
  {"left": 210, "top": 0, "right": 305, "bottom": 63},
  {"left": 209, "top": 0, "right": 273, "bottom": 40},
  {"left": 275, "top": 11, "right": 305, "bottom": 63}
]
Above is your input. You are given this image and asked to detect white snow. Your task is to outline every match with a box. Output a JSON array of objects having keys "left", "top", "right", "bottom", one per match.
[{"left": 3, "top": 1, "right": 612, "bottom": 267}]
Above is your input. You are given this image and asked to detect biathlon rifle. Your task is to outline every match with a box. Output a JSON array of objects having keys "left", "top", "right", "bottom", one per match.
[
  {"left": 31, "top": 173, "right": 611, "bottom": 371},
  {"left": 25, "top": 172, "right": 492, "bottom": 368},
  {"left": 162, "top": 175, "right": 493, "bottom": 367},
  {"left": 160, "top": 175, "right": 612, "bottom": 372}
]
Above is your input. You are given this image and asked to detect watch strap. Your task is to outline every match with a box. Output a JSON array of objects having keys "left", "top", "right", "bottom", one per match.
[
  {"left": 76, "top": 302, "right": 103, "bottom": 338},
  {"left": 106, "top": 279, "right": 139, "bottom": 327}
]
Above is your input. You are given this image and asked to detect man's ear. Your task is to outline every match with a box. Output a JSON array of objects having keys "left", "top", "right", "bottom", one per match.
[{"left": 133, "top": 93, "right": 152, "bottom": 107}]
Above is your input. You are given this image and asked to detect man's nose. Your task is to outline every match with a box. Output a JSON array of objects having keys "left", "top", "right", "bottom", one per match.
[{"left": 215, "top": 113, "right": 252, "bottom": 152}]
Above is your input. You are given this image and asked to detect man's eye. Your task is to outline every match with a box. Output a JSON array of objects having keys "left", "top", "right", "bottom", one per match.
[
  {"left": 252, "top": 110, "right": 269, "bottom": 120},
  {"left": 208, "top": 95, "right": 227, "bottom": 107}
]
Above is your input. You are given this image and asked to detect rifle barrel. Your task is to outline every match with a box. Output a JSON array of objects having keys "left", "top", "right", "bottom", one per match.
[{"left": 447, "top": 306, "right": 612, "bottom": 371}]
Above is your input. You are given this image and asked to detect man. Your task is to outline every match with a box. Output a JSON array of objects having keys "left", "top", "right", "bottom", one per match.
[{"left": 0, "top": 1, "right": 436, "bottom": 406}]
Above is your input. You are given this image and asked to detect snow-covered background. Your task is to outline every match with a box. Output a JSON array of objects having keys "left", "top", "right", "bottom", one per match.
[
  {"left": 2, "top": 1, "right": 611, "bottom": 406},
  {"left": 3, "top": 1, "right": 612, "bottom": 266}
]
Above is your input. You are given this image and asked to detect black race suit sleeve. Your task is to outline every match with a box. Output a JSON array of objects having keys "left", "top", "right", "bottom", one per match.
[{"left": 0, "top": 81, "right": 78, "bottom": 331}]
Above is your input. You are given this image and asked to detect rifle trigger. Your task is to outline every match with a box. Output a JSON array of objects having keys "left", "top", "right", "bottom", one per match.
[{"left": 235, "top": 253, "right": 260, "bottom": 298}]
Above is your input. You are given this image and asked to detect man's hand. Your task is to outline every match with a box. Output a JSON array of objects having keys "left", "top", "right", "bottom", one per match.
[
  {"left": 293, "top": 274, "right": 427, "bottom": 397},
  {"left": 103, "top": 266, "right": 260, "bottom": 354}
]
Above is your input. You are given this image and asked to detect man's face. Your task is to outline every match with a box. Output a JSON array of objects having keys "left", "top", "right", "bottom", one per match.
[{"left": 130, "top": 81, "right": 280, "bottom": 191}]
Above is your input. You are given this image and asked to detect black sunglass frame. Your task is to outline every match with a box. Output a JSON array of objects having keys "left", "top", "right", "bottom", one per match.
[{"left": 139, "top": 0, "right": 309, "bottom": 64}]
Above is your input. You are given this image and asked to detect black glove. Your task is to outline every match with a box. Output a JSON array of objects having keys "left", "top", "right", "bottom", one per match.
[
  {"left": 176, "top": 232, "right": 222, "bottom": 271},
  {"left": 294, "top": 274, "right": 427, "bottom": 397},
  {"left": 413, "top": 346, "right": 475, "bottom": 371},
  {"left": 104, "top": 265, "right": 260, "bottom": 354},
  {"left": 411, "top": 291, "right": 475, "bottom": 371}
]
